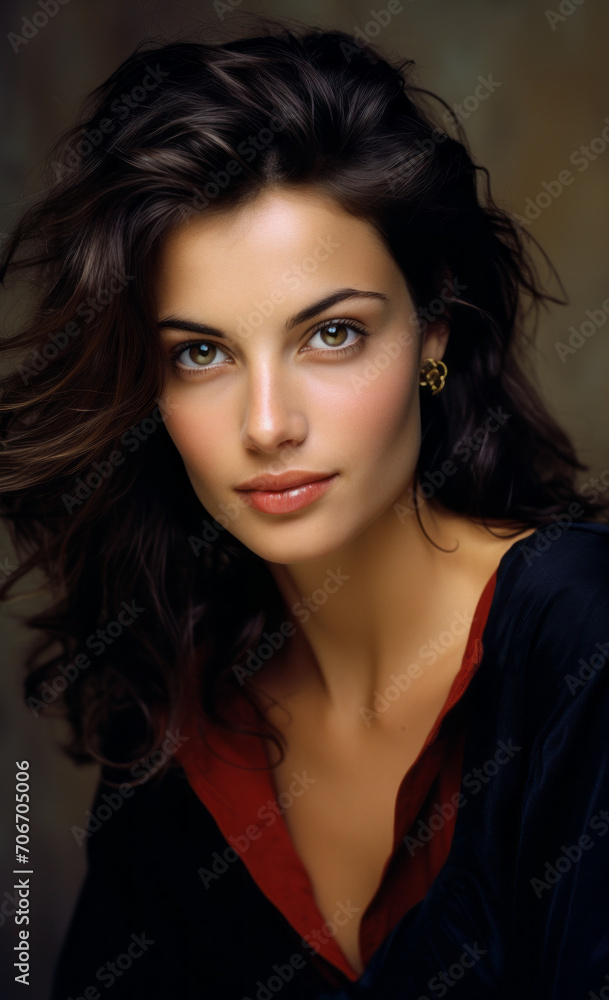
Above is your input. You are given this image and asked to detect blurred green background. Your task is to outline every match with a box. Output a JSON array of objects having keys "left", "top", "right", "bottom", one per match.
[{"left": 1, "top": 0, "right": 608, "bottom": 997}]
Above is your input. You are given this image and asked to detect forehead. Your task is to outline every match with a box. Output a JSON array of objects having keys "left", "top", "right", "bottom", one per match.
[{"left": 155, "top": 185, "right": 396, "bottom": 300}]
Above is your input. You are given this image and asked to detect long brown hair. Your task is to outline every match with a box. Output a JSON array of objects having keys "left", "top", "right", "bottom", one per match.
[{"left": 1, "top": 20, "right": 606, "bottom": 777}]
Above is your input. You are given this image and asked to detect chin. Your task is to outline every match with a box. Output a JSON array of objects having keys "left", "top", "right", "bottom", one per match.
[{"left": 236, "top": 524, "right": 352, "bottom": 566}]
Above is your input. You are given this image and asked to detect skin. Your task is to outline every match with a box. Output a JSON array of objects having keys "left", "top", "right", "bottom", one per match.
[{"left": 155, "top": 183, "right": 536, "bottom": 974}]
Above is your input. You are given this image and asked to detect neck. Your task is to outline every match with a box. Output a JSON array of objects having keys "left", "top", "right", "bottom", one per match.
[{"left": 263, "top": 497, "right": 483, "bottom": 719}]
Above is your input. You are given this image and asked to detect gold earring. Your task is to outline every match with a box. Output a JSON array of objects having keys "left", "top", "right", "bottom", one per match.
[{"left": 419, "top": 357, "right": 448, "bottom": 396}]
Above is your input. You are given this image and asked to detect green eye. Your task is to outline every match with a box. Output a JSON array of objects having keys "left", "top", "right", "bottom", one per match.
[{"left": 167, "top": 318, "right": 370, "bottom": 377}]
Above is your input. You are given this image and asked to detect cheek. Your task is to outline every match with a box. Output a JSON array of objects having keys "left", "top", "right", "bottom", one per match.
[
  {"left": 162, "top": 399, "right": 228, "bottom": 483},
  {"left": 346, "top": 359, "right": 420, "bottom": 454}
]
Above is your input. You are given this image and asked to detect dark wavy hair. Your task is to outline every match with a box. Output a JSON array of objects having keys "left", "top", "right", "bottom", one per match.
[{"left": 1, "top": 20, "right": 607, "bottom": 778}]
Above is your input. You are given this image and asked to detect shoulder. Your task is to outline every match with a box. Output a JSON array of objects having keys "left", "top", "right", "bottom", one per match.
[
  {"left": 496, "top": 519, "right": 609, "bottom": 616},
  {"left": 86, "top": 763, "right": 214, "bottom": 861},
  {"left": 477, "top": 519, "right": 609, "bottom": 681},
  {"left": 483, "top": 520, "right": 609, "bottom": 721}
]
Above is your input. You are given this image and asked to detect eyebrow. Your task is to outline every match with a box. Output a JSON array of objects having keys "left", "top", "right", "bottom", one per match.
[{"left": 157, "top": 288, "right": 390, "bottom": 339}]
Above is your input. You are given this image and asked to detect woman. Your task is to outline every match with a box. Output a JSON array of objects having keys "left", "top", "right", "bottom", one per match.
[{"left": 1, "top": 21, "right": 608, "bottom": 1000}]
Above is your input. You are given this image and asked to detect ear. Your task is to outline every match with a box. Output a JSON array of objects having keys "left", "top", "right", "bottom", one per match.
[
  {"left": 420, "top": 316, "right": 450, "bottom": 365},
  {"left": 418, "top": 265, "right": 453, "bottom": 365}
]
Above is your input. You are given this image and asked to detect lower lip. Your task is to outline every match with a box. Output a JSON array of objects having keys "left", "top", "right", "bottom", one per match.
[{"left": 236, "top": 475, "right": 338, "bottom": 514}]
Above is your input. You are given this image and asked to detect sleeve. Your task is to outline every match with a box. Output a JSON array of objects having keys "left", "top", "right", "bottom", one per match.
[
  {"left": 49, "top": 771, "right": 150, "bottom": 1000},
  {"left": 505, "top": 552, "right": 609, "bottom": 999}
]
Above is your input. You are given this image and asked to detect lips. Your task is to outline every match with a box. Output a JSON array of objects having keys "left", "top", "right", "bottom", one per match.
[
  {"left": 234, "top": 474, "right": 338, "bottom": 514},
  {"left": 235, "top": 471, "right": 335, "bottom": 492}
]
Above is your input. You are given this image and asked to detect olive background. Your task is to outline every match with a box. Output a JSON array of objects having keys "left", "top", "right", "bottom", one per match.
[{"left": 0, "top": 0, "right": 608, "bottom": 997}]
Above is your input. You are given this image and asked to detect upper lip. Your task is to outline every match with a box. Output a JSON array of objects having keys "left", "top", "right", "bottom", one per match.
[{"left": 235, "top": 471, "right": 336, "bottom": 491}]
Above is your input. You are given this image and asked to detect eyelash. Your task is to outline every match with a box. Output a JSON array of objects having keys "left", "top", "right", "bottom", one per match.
[{"left": 166, "top": 319, "right": 371, "bottom": 377}]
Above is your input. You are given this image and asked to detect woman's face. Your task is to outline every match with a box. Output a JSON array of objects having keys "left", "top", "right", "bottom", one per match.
[{"left": 156, "top": 184, "right": 448, "bottom": 564}]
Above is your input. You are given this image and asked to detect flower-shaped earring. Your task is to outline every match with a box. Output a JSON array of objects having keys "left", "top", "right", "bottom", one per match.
[{"left": 418, "top": 358, "right": 448, "bottom": 396}]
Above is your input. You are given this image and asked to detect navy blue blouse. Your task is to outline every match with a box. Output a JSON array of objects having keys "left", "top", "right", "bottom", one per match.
[{"left": 50, "top": 520, "right": 609, "bottom": 1000}]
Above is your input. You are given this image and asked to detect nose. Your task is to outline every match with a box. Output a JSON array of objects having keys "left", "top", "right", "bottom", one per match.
[{"left": 240, "top": 363, "right": 307, "bottom": 453}]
